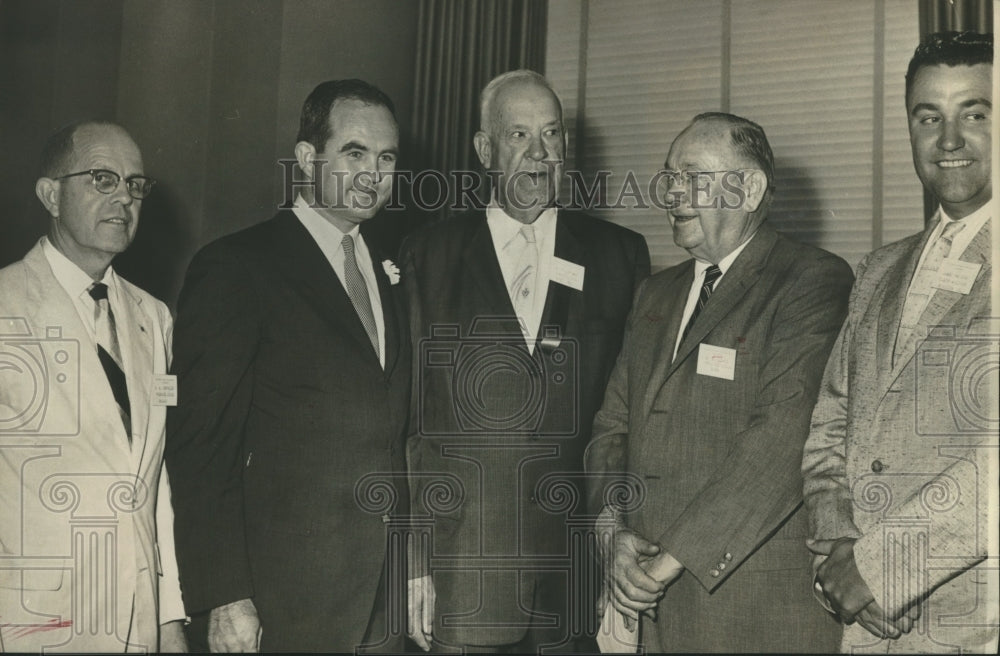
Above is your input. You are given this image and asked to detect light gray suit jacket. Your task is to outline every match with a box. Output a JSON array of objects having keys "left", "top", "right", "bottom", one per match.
[
  {"left": 588, "top": 224, "right": 853, "bottom": 652},
  {"left": 0, "top": 240, "right": 183, "bottom": 652},
  {"left": 803, "top": 212, "right": 998, "bottom": 653}
]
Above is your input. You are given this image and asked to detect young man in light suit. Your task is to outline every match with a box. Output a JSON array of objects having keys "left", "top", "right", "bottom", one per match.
[
  {"left": 0, "top": 121, "right": 186, "bottom": 652},
  {"left": 803, "top": 31, "right": 997, "bottom": 653},
  {"left": 587, "top": 112, "right": 853, "bottom": 652}
]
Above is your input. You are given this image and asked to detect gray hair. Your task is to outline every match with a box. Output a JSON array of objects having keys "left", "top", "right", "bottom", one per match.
[{"left": 479, "top": 69, "right": 563, "bottom": 133}]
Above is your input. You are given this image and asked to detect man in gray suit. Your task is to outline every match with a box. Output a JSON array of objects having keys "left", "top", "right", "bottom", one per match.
[
  {"left": 586, "top": 112, "right": 852, "bottom": 651},
  {"left": 803, "top": 32, "right": 997, "bottom": 653}
]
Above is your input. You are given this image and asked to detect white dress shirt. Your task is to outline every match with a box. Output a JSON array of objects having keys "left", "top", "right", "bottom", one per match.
[
  {"left": 293, "top": 195, "right": 386, "bottom": 368},
  {"left": 907, "top": 203, "right": 991, "bottom": 290},
  {"left": 42, "top": 236, "right": 127, "bottom": 363},
  {"left": 487, "top": 204, "right": 558, "bottom": 353},
  {"left": 672, "top": 231, "right": 758, "bottom": 361}
]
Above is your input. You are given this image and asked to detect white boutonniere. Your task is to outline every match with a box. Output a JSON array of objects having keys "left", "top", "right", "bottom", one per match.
[{"left": 382, "top": 259, "right": 401, "bottom": 285}]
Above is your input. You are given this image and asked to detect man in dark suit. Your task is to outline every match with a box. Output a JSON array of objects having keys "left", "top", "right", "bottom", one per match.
[
  {"left": 587, "top": 112, "right": 853, "bottom": 652},
  {"left": 804, "top": 32, "right": 996, "bottom": 653},
  {"left": 402, "top": 69, "right": 650, "bottom": 652},
  {"left": 166, "top": 80, "right": 411, "bottom": 652}
]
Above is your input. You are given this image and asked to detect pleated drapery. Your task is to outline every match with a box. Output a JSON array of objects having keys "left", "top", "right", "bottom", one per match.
[{"left": 410, "top": 0, "right": 548, "bottom": 217}]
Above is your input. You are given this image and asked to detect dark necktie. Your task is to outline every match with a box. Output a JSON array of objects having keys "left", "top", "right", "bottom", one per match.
[
  {"left": 88, "top": 282, "right": 131, "bottom": 442},
  {"left": 681, "top": 264, "right": 722, "bottom": 344},
  {"left": 341, "top": 234, "right": 380, "bottom": 359}
]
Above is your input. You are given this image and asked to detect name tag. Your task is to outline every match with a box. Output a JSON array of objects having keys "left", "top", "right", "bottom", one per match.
[
  {"left": 550, "top": 257, "right": 585, "bottom": 291},
  {"left": 933, "top": 259, "right": 980, "bottom": 295},
  {"left": 152, "top": 374, "right": 178, "bottom": 406},
  {"left": 697, "top": 344, "right": 736, "bottom": 380}
]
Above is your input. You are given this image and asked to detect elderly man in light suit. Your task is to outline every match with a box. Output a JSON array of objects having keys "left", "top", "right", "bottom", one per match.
[
  {"left": 0, "top": 120, "right": 186, "bottom": 652},
  {"left": 587, "top": 112, "right": 853, "bottom": 652},
  {"left": 803, "top": 32, "right": 997, "bottom": 653}
]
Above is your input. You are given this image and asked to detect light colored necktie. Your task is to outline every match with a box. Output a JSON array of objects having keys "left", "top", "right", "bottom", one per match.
[
  {"left": 508, "top": 224, "right": 538, "bottom": 327},
  {"left": 896, "top": 220, "right": 966, "bottom": 357},
  {"left": 88, "top": 282, "right": 131, "bottom": 442},
  {"left": 341, "top": 234, "right": 379, "bottom": 359}
]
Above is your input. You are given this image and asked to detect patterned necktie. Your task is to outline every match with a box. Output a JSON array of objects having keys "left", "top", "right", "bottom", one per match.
[
  {"left": 681, "top": 264, "right": 723, "bottom": 344},
  {"left": 88, "top": 282, "right": 131, "bottom": 441},
  {"left": 341, "top": 234, "right": 379, "bottom": 359},
  {"left": 896, "top": 220, "right": 966, "bottom": 358},
  {"left": 508, "top": 224, "right": 538, "bottom": 331}
]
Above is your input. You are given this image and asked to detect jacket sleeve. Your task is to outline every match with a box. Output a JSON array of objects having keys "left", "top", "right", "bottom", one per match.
[
  {"left": 801, "top": 255, "right": 871, "bottom": 543},
  {"left": 659, "top": 254, "right": 854, "bottom": 592},
  {"left": 585, "top": 277, "right": 648, "bottom": 515},
  {"left": 165, "top": 243, "right": 261, "bottom": 614}
]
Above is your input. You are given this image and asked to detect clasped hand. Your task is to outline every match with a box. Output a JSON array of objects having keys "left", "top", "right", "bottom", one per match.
[
  {"left": 598, "top": 517, "right": 683, "bottom": 630},
  {"left": 808, "top": 538, "right": 921, "bottom": 640}
]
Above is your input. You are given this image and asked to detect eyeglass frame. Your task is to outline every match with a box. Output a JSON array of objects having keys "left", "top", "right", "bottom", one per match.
[{"left": 54, "top": 168, "right": 156, "bottom": 200}]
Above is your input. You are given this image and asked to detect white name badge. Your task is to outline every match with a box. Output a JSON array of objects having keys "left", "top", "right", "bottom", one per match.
[
  {"left": 697, "top": 344, "right": 736, "bottom": 380},
  {"left": 550, "top": 257, "right": 585, "bottom": 291},
  {"left": 152, "top": 374, "right": 178, "bottom": 406},
  {"left": 933, "top": 259, "right": 981, "bottom": 295}
]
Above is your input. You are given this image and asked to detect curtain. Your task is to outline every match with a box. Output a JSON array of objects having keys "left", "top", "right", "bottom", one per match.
[
  {"left": 409, "top": 0, "right": 548, "bottom": 218},
  {"left": 920, "top": 0, "right": 993, "bottom": 36}
]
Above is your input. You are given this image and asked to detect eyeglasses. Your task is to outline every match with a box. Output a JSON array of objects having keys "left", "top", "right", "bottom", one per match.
[{"left": 55, "top": 169, "right": 156, "bottom": 200}]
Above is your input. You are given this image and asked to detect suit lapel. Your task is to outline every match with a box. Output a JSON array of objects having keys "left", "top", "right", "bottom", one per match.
[
  {"left": 638, "top": 263, "right": 693, "bottom": 419},
  {"left": 273, "top": 213, "right": 382, "bottom": 368},
  {"left": 115, "top": 282, "right": 152, "bottom": 466},
  {"left": 22, "top": 245, "right": 132, "bottom": 463},
  {"left": 462, "top": 211, "right": 519, "bottom": 318},
  {"left": 669, "top": 227, "right": 778, "bottom": 375},
  {"left": 537, "top": 213, "right": 585, "bottom": 347},
  {"left": 887, "top": 216, "right": 993, "bottom": 380},
  {"left": 876, "top": 219, "right": 936, "bottom": 378},
  {"left": 371, "top": 247, "right": 402, "bottom": 374}
]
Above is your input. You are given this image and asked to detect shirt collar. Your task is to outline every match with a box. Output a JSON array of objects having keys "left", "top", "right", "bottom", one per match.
[
  {"left": 293, "top": 194, "right": 361, "bottom": 241},
  {"left": 937, "top": 203, "right": 990, "bottom": 257},
  {"left": 486, "top": 203, "right": 558, "bottom": 250},
  {"left": 693, "top": 229, "right": 759, "bottom": 278},
  {"left": 41, "top": 236, "right": 118, "bottom": 301}
]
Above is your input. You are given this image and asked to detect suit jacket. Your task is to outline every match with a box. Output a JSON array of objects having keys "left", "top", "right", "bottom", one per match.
[
  {"left": 588, "top": 224, "right": 852, "bottom": 652},
  {"left": 803, "top": 212, "right": 997, "bottom": 653},
  {"left": 401, "top": 208, "right": 649, "bottom": 646},
  {"left": 0, "top": 240, "right": 183, "bottom": 652},
  {"left": 165, "top": 211, "right": 411, "bottom": 652}
]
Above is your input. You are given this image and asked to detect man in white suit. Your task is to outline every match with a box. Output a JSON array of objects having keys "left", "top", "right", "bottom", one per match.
[
  {"left": 803, "top": 32, "right": 997, "bottom": 653},
  {"left": 0, "top": 121, "right": 187, "bottom": 652}
]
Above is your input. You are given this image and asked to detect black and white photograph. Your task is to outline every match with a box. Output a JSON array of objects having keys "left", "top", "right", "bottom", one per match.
[{"left": 0, "top": 0, "right": 996, "bottom": 653}]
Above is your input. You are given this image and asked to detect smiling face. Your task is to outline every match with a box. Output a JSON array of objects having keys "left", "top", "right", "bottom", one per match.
[
  {"left": 664, "top": 119, "right": 766, "bottom": 263},
  {"left": 41, "top": 124, "right": 144, "bottom": 278},
  {"left": 475, "top": 79, "right": 565, "bottom": 224},
  {"left": 907, "top": 63, "right": 992, "bottom": 219}
]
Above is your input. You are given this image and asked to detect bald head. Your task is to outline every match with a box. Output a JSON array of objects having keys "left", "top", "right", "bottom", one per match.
[{"left": 35, "top": 121, "right": 145, "bottom": 279}]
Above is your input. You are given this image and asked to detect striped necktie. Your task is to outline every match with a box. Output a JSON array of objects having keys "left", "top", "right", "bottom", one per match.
[
  {"left": 681, "top": 264, "right": 722, "bottom": 344},
  {"left": 88, "top": 282, "right": 131, "bottom": 442},
  {"left": 341, "top": 234, "right": 379, "bottom": 359}
]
